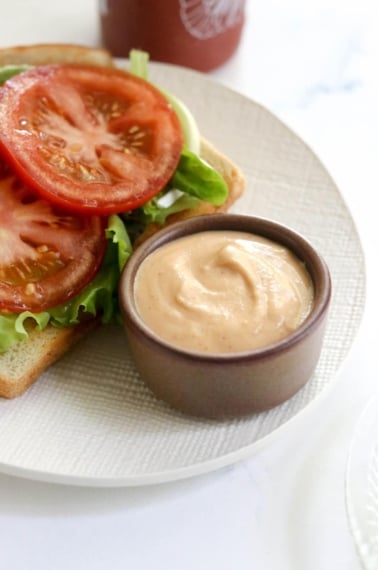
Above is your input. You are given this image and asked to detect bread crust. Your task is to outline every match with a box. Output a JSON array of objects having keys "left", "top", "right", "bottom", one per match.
[
  {"left": 0, "top": 43, "right": 245, "bottom": 398},
  {"left": 0, "top": 43, "right": 114, "bottom": 67}
]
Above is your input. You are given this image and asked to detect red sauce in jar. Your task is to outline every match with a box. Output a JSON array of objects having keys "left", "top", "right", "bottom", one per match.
[{"left": 99, "top": 0, "right": 246, "bottom": 71}]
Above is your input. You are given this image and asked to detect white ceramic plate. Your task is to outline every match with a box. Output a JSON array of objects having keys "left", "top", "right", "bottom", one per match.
[
  {"left": 0, "top": 63, "right": 365, "bottom": 486},
  {"left": 346, "top": 391, "right": 378, "bottom": 569}
]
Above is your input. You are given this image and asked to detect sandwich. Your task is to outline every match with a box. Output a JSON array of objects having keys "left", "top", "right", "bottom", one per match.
[{"left": 0, "top": 44, "right": 245, "bottom": 399}]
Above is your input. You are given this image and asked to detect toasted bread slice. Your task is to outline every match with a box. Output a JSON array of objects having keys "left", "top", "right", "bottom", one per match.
[
  {"left": 0, "top": 43, "right": 114, "bottom": 67},
  {"left": 0, "top": 321, "right": 97, "bottom": 399},
  {"left": 0, "top": 43, "right": 245, "bottom": 399}
]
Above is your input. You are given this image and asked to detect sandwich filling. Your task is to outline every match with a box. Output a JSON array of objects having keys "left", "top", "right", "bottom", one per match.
[{"left": 0, "top": 50, "right": 229, "bottom": 352}]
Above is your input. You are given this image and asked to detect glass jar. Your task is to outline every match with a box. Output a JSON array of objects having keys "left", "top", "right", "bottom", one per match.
[{"left": 99, "top": 0, "right": 246, "bottom": 71}]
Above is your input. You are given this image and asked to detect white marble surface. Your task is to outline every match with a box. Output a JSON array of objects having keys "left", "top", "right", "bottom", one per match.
[{"left": 1, "top": 1, "right": 377, "bottom": 568}]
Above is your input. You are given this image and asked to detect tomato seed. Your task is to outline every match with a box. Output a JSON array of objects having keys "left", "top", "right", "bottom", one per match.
[
  {"left": 36, "top": 245, "right": 49, "bottom": 253},
  {"left": 25, "top": 283, "right": 36, "bottom": 295}
]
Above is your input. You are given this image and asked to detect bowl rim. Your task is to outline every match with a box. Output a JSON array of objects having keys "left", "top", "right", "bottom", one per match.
[{"left": 119, "top": 214, "right": 332, "bottom": 363}]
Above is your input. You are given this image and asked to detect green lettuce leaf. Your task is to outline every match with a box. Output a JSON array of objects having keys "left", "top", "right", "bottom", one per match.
[
  {"left": 0, "top": 311, "right": 49, "bottom": 353},
  {"left": 0, "top": 64, "right": 32, "bottom": 85},
  {"left": 122, "top": 147, "right": 228, "bottom": 232},
  {"left": 49, "top": 214, "right": 131, "bottom": 326},
  {"left": 129, "top": 49, "right": 149, "bottom": 80},
  {"left": 170, "top": 148, "right": 228, "bottom": 206},
  {"left": 139, "top": 191, "right": 201, "bottom": 225}
]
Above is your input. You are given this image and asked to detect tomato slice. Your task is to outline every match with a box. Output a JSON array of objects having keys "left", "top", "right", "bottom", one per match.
[
  {"left": 0, "top": 159, "right": 106, "bottom": 313},
  {"left": 0, "top": 64, "right": 183, "bottom": 215}
]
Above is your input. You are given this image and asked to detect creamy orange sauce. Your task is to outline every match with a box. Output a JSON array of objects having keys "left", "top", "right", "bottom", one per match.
[{"left": 134, "top": 231, "right": 314, "bottom": 353}]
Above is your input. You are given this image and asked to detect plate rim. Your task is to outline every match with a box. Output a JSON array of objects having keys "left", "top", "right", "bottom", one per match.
[{"left": 0, "top": 348, "right": 358, "bottom": 488}]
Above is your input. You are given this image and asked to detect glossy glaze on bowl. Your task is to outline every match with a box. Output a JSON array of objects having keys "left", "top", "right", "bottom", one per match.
[{"left": 119, "top": 214, "right": 332, "bottom": 419}]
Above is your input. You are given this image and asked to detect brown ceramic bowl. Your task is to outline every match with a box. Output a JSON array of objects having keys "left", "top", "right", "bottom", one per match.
[{"left": 119, "top": 214, "right": 332, "bottom": 420}]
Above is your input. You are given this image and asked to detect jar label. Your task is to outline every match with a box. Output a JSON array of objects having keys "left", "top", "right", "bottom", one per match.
[{"left": 179, "top": 0, "right": 245, "bottom": 39}]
